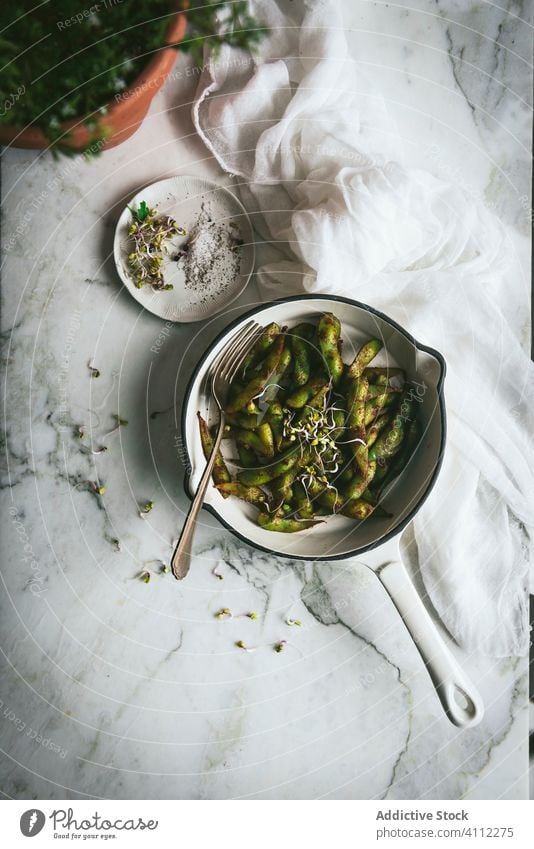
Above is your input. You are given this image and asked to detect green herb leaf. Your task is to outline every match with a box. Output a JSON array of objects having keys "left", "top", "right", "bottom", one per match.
[{"left": 136, "top": 200, "right": 149, "bottom": 222}]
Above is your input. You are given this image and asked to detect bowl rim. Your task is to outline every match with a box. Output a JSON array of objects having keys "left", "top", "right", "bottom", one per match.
[{"left": 181, "top": 293, "right": 447, "bottom": 561}]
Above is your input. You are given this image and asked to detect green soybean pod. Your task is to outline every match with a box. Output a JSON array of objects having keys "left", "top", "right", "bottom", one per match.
[
  {"left": 339, "top": 465, "right": 354, "bottom": 483},
  {"left": 237, "top": 451, "right": 299, "bottom": 485},
  {"left": 285, "top": 376, "right": 326, "bottom": 409},
  {"left": 318, "top": 488, "right": 344, "bottom": 513},
  {"left": 346, "top": 376, "right": 368, "bottom": 434},
  {"left": 215, "top": 483, "right": 269, "bottom": 509},
  {"left": 347, "top": 339, "right": 383, "bottom": 380},
  {"left": 257, "top": 422, "right": 275, "bottom": 459},
  {"left": 269, "top": 468, "right": 298, "bottom": 511},
  {"left": 234, "top": 428, "right": 268, "bottom": 457},
  {"left": 353, "top": 441, "right": 369, "bottom": 477},
  {"left": 296, "top": 382, "right": 330, "bottom": 425},
  {"left": 270, "top": 418, "right": 284, "bottom": 452},
  {"left": 226, "top": 336, "right": 285, "bottom": 414},
  {"left": 305, "top": 477, "right": 327, "bottom": 500},
  {"left": 342, "top": 459, "right": 376, "bottom": 500},
  {"left": 318, "top": 313, "right": 344, "bottom": 385},
  {"left": 363, "top": 366, "right": 405, "bottom": 384},
  {"left": 340, "top": 500, "right": 376, "bottom": 520},
  {"left": 241, "top": 322, "right": 281, "bottom": 374},
  {"left": 379, "top": 417, "right": 421, "bottom": 489},
  {"left": 237, "top": 444, "right": 256, "bottom": 467},
  {"left": 226, "top": 411, "right": 259, "bottom": 430},
  {"left": 293, "top": 480, "right": 314, "bottom": 519},
  {"left": 290, "top": 323, "right": 314, "bottom": 387},
  {"left": 275, "top": 345, "right": 293, "bottom": 382},
  {"left": 367, "top": 383, "right": 402, "bottom": 399},
  {"left": 257, "top": 513, "right": 323, "bottom": 533},
  {"left": 197, "top": 412, "right": 231, "bottom": 495},
  {"left": 366, "top": 413, "right": 391, "bottom": 448},
  {"left": 368, "top": 399, "right": 413, "bottom": 462},
  {"left": 364, "top": 392, "right": 396, "bottom": 426},
  {"left": 264, "top": 400, "right": 284, "bottom": 422}
]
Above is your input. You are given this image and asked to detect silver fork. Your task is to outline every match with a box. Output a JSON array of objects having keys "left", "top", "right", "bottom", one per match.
[{"left": 171, "top": 320, "right": 262, "bottom": 580}]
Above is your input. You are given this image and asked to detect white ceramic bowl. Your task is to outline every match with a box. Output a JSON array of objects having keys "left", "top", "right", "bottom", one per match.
[
  {"left": 114, "top": 176, "right": 255, "bottom": 322},
  {"left": 182, "top": 295, "right": 446, "bottom": 560}
]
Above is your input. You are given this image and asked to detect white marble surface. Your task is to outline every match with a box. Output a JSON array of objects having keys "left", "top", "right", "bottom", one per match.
[{"left": 0, "top": 0, "right": 531, "bottom": 799}]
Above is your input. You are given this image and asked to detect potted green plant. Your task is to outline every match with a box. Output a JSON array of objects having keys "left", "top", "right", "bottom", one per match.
[{"left": 0, "top": 1, "right": 266, "bottom": 155}]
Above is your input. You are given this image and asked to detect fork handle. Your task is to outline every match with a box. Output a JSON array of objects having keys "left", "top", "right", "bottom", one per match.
[{"left": 171, "top": 413, "right": 226, "bottom": 580}]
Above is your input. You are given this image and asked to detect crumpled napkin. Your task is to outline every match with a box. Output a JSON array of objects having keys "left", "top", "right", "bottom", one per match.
[{"left": 191, "top": 0, "right": 533, "bottom": 656}]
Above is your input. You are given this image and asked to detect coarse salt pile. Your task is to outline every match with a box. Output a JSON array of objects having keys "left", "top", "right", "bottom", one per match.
[{"left": 177, "top": 206, "right": 243, "bottom": 305}]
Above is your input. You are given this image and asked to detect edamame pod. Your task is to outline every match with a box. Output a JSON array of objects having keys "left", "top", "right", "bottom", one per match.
[
  {"left": 378, "top": 418, "right": 421, "bottom": 490},
  {"left": 340, "top": 499, "right": 375, "bottom": 520},
  {"left": 286, "top": 376, "right": 326, "bottom": 409},
  {"left": 257, "top": 422, "right": 275, "bottom": 459},
  {"left": 342, "top": 459, "right": 376, "bottom": 500},
  {"left": 347, "top": 339, "right": 382, "bottom": 379},
  {"left": 346, "top": 376, "right": 368, "bottom": 434},
  {"left": 364, "top": 392, "right": 396, "bottom": 426},
  {"left": 226, "top": 411, "right": 259, "bottom": 430},
  {"left": 368, "top": 400, "right": 413, "bottom": 462},
  {"left": 366, "top": 413, "right": 391, "bottom": 448},
  {"left": 241, "top": 322, "right": 281, "bottom": 374},
  {"left": 197, "top": 412, "right": 231, "bottom": 495},
  {"left": 257, "top": 513, "right": 323, "bottom": 533},
  {"left": 290, "top": 323, "right": 314, "bottom": 386},
  {"left": 237, "top": 444, "right": 256, "bottom": 467},
  {"left": 367, "top": 383, "right": 402, "bottom": 399},
  {"left": 237, "top": 451, "right": 299, "bottom": 485},
  {"left": 293, "top": 480, "right": 314, "bottom": 518},
  {"left": 269, "top": 468, "right": 298, "bottom": 511},
  {"left": 226, "top": 336, "right": 285, "bottom": 413},
  {"left": 215, "top": 482, "right": 269, "bottom": 508},
  {"left": 318, "top": 313, "right": 344, "bottom": 385},
  {"left": 363, "top": 366, "right": 405, "bottom": 384}
]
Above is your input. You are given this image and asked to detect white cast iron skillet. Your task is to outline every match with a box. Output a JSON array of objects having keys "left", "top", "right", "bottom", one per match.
[{"left": 182, "top": 295, "right": 484, "bottom": 728}]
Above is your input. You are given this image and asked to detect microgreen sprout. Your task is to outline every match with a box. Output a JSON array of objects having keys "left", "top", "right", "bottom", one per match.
[
  {"left": 112, "top": 538, "right": 121, "bottom": 551},
  {"left": 140, "top": 571, "right": 151, "bottom": 584},
  {"left": 87, "top": 361, "right": 100, "bottom": 378},
  {"left": 216, "top": 608, "right": 232, "bottom": 620},
  {"left": 212, "top": 566, "right": 224, "bottom": 581},
  {"left": 84, "top": 444, "right": 108, "bottom": 455},
  {"left": 160, "top": 563, "right": 171, "bottom": 574},
  {"left": 286, "top": 618, "right": 302, "bottom": 627},
  {"left": 236, "top": 640, "right": 256, "bottom": 653},
  {"left": 127, "top": 201, "right": 185, "bottom": 291},
  {"left": 82, "top": 481, "right": 105, "bottom": 495},
  {"left": 246, "top": 612, "right": 258, "bottom": 620},
  {"left": 274, "top": 640, "right": 287, "bottom": 653},
  {"left": 102, "top": 414, "right": 128, "bottom": 441},
  {"left": 281, "top": 394, "right": 347, "bottom": 502},
  {"left": 139, "top": 500, "right": 154, "bottom": 518}
]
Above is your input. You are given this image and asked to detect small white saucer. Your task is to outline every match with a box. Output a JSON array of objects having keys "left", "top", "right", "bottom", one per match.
[{"left": 113, "top": 175, "right": 255, "bottom": 322}]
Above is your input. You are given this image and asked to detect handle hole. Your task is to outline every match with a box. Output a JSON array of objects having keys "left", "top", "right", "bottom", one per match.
[{"left": 452, "top": 686, "right": 475, "bottom": 716}]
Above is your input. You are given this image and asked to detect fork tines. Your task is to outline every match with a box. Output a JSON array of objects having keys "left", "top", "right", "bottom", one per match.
[{"left": 211, "top": 320, "right": 262, "bottom": 384}]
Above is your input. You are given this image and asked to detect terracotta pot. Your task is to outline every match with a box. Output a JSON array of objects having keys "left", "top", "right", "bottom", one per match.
[{"left": 0, "top": 12, "right": 187, "bottom": 153}]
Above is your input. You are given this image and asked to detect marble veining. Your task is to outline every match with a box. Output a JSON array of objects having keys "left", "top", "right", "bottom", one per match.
[{"left": 1, "top": 0, "right": 531, "bottom": 799}]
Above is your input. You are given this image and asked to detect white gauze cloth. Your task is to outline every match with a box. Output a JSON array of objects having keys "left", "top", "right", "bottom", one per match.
[{"left": 191, "top": 0, "right": 534, "bottom": 656}]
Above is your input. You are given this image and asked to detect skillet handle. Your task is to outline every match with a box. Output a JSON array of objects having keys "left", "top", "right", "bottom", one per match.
[{"left": 377, "top": 558, "right": 484, "bottom": 728}]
